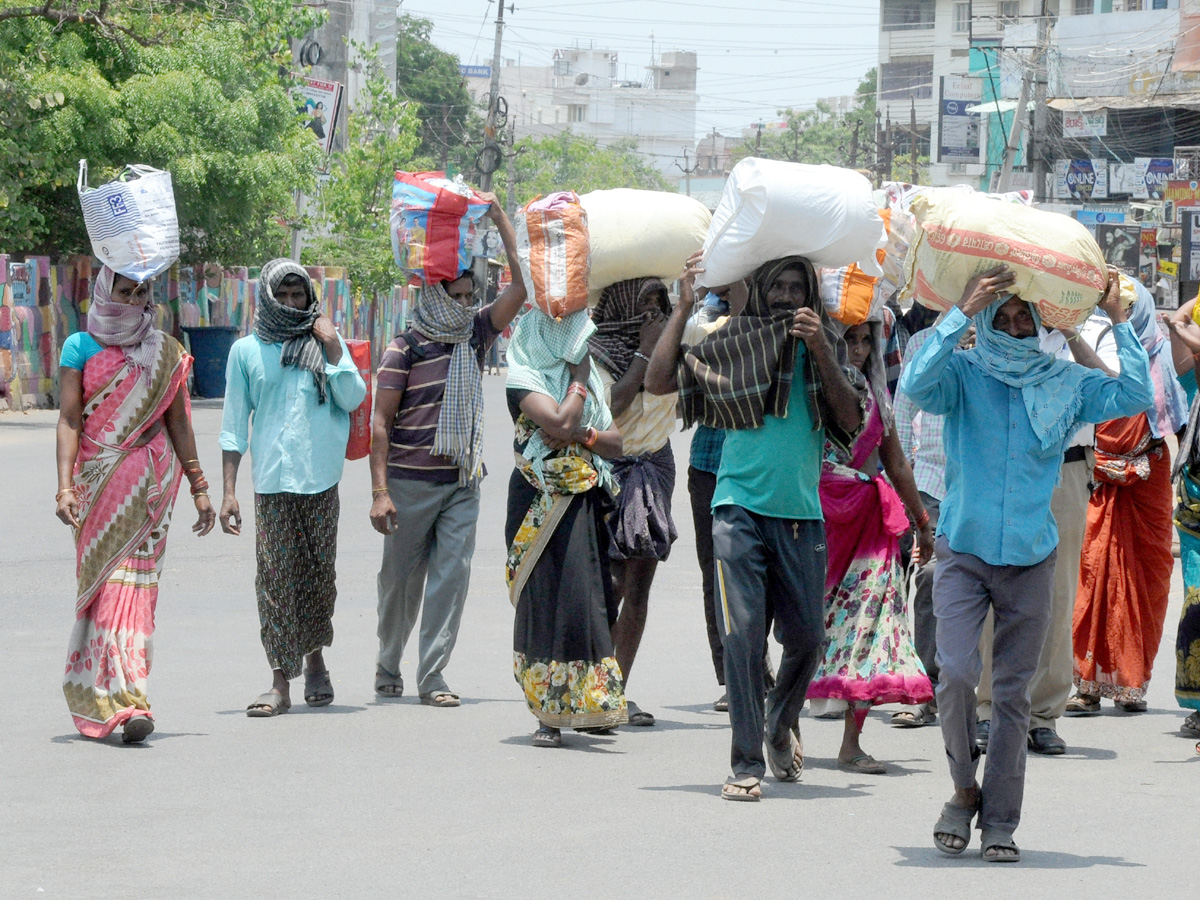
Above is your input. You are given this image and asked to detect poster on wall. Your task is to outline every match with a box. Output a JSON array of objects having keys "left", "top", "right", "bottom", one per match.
[
  {"left": 1185, "top": 211, "right": 1200, "bottom": 282},
  {"left": 938, "top": 76, "right": 982, "bottom": 163},
  {"left": 1054, "top": 159, "right": 1109, "bottom": 200},
  {"left": 1135, "top": 158, "right": 1174, "bottom": 200},
  {"left": 1073, "top": 209, "right": 1124, "bottom": 235},
  {"left": 292, "top": 77, "right": 344, "bottom": 156},
  {"left": 1140, "top": 227, "right": 1158, "bottom": 287},
  {"left": 1097, "top": 224, "right": 1140, "bottom": 274}
]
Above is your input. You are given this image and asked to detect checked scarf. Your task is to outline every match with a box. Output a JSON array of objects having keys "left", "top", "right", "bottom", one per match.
[
  {"left": 254, "top": 258, "right": 327, "bottom": 404},
  {"left": 415, "top": 280, "right": 486, "bottom": 485},
  {"left": 588, "top": 277, "right": 670, "bottom": 379}
]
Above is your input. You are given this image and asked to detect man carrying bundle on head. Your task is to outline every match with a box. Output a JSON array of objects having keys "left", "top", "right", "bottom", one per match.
[
  {"left": 220, "top": 260, "right": 367, "bottom": 718},
  {"left": 900, "top": 265, "right": 1152, "bottom": 862},
  {"left": 370, "top": 193, "right": 526, "bottom": 707}
]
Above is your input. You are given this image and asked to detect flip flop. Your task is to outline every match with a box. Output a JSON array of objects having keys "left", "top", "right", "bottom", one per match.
[
  {"left": 1182, "top": 711, "right": 1200, "bottom": 738},
  {"left": 420, "top": 691, "right": 461, "bottom": 708},
  {"left": 933, "top": 798, "right": 979, "bottom": 856},
  {"left": 374, "top": 667, "right": 404, "bottom": 698},
  {"left": 838, "top": 753, "right": 888, "bottom": 775},
  {"left": 713, "top": 693, "right": 729, "bottom": 712},
  {"left": 980, "top": 827, "right": 1021, "bottom": 863},
  {"left": 121, "top": 716, "right": 155, "bottom": 744},
  {"left": 304, "top": 669, "right": 334, "bottom": 707},
  {"left": 1064, "top": 693, "right": 1101, "bottom": 716},
  {"left": 767, "top": 730, "right": 804, "bottom": 782},
  {"left": 721, "top": 775, "right": 762, "bottom": 802},
  {"left": 246, "top": 691, "right": 290, "bottom": 718},
  {"left": 532, "top": 726, "right": 562, "bottom": 748}
]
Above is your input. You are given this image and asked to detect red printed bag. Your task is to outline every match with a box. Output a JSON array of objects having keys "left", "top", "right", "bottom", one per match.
[{"left": 345, "top": 339, "right": 372, "bottom": 461}]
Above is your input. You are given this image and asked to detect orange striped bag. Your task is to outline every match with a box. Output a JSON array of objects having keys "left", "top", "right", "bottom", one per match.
[{"left": 515, "top": 192, "right": 591, "bottom": 320}]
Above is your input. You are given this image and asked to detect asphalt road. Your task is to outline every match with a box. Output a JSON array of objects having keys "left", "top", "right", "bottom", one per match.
[{"left": 1, "top": 377, "right": 1196, "bottom": 899}]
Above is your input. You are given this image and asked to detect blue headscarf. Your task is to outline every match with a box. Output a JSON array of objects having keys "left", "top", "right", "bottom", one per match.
[
  {"left": 961, "top": 295, "right": 1087, "bottom": 457},
  {"left": 1120, "top": 283, "right": 1187, "bottom": 438}
]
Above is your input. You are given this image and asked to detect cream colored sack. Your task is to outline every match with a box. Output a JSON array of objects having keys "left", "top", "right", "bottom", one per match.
[
  {"left": 579, "top": 189, "right": 711, "bottom": 303},
  {"left": 902, "top": 189, "right": 1109, "bottom": 329}
]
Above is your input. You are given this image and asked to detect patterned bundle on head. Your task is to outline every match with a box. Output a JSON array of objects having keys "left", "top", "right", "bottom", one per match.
[
  {"left": 254, "top": 258, "right": 327, "bottom": 404},
  {"left": 415, "top": 279, "right": 486, "bottom": 485},
  {"left": 86, "top": 266, "right": 163, "bottom": 385},
  {"left": 588, "top": 277, "right": 670, "bottom": 378}
]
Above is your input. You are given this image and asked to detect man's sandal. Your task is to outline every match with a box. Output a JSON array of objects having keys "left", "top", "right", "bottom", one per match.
[
  {"left": 420, "top": 691, "right": 461, "bottom": 708},
  {"left": 246, "top": 691, "right": 290, "bottom": 718},
  {"left": 374, "top": 667, "right": 403, "bottom": 698},
  {"left": 980, "top": 827, "right": 1021, "bottom": 863},
  {"left": 721, "top": 775, "right": 762, "bottom": 801},
  {"left": 767, "top": 730, "right": 804, "bottom": 782},
  {"left": 303, "top": 669, "right": 334, "bottom": 707},
  {"left": 891, "top": 704, "right": 936, "bottom": 728},
  {"left": 933, "top": 800, "right": 979, "bottom": 855}
]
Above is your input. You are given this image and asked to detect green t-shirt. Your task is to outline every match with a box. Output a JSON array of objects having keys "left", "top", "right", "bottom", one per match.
[{"left": 711, "top": 346, "right": 824, "bottom": 521}]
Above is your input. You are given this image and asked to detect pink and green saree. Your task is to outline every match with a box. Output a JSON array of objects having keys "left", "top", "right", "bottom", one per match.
[{"left": 63, "top": 335, "right": 189, "bottom": 737}]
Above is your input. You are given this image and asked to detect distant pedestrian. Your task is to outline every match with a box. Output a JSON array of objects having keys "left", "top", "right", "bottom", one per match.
[
  {"left": 219, "top": 259, "right": 366, "bottom": 718},
  {"left": 56, "top": 268, "right": 215, "bottom": 743}
]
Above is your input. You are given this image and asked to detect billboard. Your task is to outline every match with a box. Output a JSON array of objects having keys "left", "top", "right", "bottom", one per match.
[
  {"left": 293, "top": 77, "right": 344, "bottom": 156},
  {"left": 1062, "top": 111, "right": 1107, "bottom": 138},
  {"left": 937, "top": 76, "right": 982, "bottom": 163},
  {"left": 1054, "top": 159, "right": 1108, "bottom": 200},
  {"left": 1135, "top": 158, "right": 1174, "bottom": 200}
]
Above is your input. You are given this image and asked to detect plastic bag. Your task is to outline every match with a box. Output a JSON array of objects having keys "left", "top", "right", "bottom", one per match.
[
  {"left": 578, "top": 189, "right": 710, "bottom": 302},
  {"left": 390, "top": 171, "right": 490, "bottom": 284},
  {"left": 901, "top": 188, "right": 1109, "bottom": 329},
  {"left": 515, "top": 192, "right": 591, "bottom": 320},
  {"left": 697, "top": 158, "right": 885, "bottom": 290},
  {"left": 345, "top": 339, "right": 372, "bottom": 461},
  {"left": 77, "top": 160, "right": 180, "bottom": 282}
]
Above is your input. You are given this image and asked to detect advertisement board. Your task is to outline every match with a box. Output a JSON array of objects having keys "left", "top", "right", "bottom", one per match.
[
  {"left": 1062, "top": 111, "right": 1107, "bottom": 138},
  {"left": 1054, "top": 159, "right": 1108, "bottom": 200},
  {"left": 293, "top": 77, "right": 344, "bottom": 156},
  {"left": 938, "top": 76, "right": 982, "bottom": 163}
]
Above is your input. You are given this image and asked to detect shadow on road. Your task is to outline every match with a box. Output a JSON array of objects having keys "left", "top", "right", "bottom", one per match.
[
  {"left": 640, "top": 782, "right": 871, "bottom": 799},
  {"left": 1055, "top": 745, "right": 1118, "bottom": 761},
  {"left": 498, "top": 734, "right": 624, "bottom": 754},
  {"left": 891, "top": 846, "right": 1145, "bottom": 869},
  {"left": 50, "top": 731, "right": 209, "bottom": 745}
]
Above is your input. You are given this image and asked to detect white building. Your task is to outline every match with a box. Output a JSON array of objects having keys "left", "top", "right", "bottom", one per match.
[{"left": 463, "top": 47, "right": 699, "bottom": 179}]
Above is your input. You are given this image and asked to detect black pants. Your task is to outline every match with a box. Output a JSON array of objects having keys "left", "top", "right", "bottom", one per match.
[{"left": 713, "top": 505, "right": 826, "bottom": 779}]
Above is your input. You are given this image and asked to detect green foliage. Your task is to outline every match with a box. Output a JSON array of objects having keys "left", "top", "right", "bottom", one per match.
[
  {"left": 508, "top": 132, "right": 670, "bottom": 207},
  {"left": 305, "top": 48, "right": 422, "bottom": 295},
  {"left": 396, "top": 13, "right": 480, "bottom": 172},
  {"left": 0, "top": 0, "right": 323, "bottom": 262}
]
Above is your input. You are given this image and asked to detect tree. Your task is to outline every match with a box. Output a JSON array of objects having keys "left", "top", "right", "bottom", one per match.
[
  {"left": 396, "top": 13, "right": 481, "bottom": 174},
  {"left": 508, "top": 132, "right": 670, "bottom": 207},
  {"left": 305, "top": 48, "right": 422, "bottom": 295},
  {"left": 0, "top": 0, "right": 324, "bottom": 262}
]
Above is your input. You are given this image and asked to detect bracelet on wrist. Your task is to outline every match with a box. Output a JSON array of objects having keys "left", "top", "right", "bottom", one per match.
[
  {"left": 583, "top": 426, "right": 599, "bottom": 449},
  {"left": 633, "top": 350, "right": 651, "bottom": 363},
  {"left": 192, "top": 491, "right": 209, "bottom": 500},
  {"left": 915, "top": 508, "right": 930, "bottom": 530},
  {"left": 55, "top": 488, "right": 76, "bottom": 502},
  {"left": 566, "top": 382, "right": 588, "bottom": 401},
  {"left": 190, "top": 478, "right": 210, "bottom": 496},
  {"left": 372, "top": 487, "right": 390, "bottom": 495}
]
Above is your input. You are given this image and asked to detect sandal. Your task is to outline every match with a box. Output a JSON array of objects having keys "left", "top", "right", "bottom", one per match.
[
  {"left": 1116, "top": 699, "right": 1147, "bottom": 713},
  {"left": 626, "top": 700, "right": 655, "bottom": 726},
  {"left": 767, "top": 729, "right": 804, "bottom": 782},
  {"left": 1182, "top": 711, "right": 1200, "bottom": 738},
  {"left": 532, "top": 725, "right": 562, "bottom": 748},
  {"left": 374, "top": 667, "right": 404, "bottom": 699},
  {"left": 420, "top": 691, "right": 461, "bottom": 708},
  {"left": 1064, "top": 693, "right": 1101, "bottom": 716},
  {"left": 713, "top": 693, "right": 729, "bottom": 713},
  {"left": 933, "top": 797, "right": 979, "bottom": 856},
  {"left": 980, "top": 827, "right": 1021, "bottom": 863},
  {"left": 121, "top": 716, "right": 155, "bottom": 744},
  {"left": 246, "top": 691, "right": 290, "bottom": 718},
  {"left": 721, "top": 775, "right": 762, "bottom": 802},
  {"left": 891, "top": 703, "right": 936, "bottom": 728},
  {"left": 838, "top": 753, "right": 887, "bottom": 775},
  {"left": 303, "top": 669, "right": 334, "bottom": 707}
]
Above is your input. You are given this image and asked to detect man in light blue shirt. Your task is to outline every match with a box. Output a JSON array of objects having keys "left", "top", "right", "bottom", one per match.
[
  {"left": 218, "top": 259, "right": 367, "bottom": 719},
  {"left": 900, "top": 265, "right": 1152, "bottom": 862}
]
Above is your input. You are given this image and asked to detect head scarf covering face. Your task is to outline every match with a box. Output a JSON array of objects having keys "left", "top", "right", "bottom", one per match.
[
  {"left": 1123, "top": 283, "right": 1187, "bottom": 438},
  {"left": 963, "top": 294, "right": 1087, "bottom": 456},
  {"left": 828, "top": 307, "right": 893, "bottom": 434},
  {"left": 588, "top": 277, "right": 670, "bottom": 378},
  {"left": 254, "top": 258, "right": 328, "bottom": 404},
  {"left": 506, "top": 307, "right": 615, "bottom": 492},
  {"left": 87, "top": 266, "right": 163, "bottom": 384},
  {"left": 413, "top": 278, "right": 485, "bottom": 485}
]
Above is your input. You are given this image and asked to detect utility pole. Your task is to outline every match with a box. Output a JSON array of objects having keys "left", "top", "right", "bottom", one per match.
[
  {"left": 754, "top": 120, "right": 764, "bottom": 154},
  {"left": 505, "top": 125, "right": 517, "bottom": 220},
  {"left": 1031, "top": 1, "right": 1051, "bottom": 201},
  {"left": 910, "top": 99, "right": 919, "bottom": 185},
  {"left": 676, "top": 148, "right": 697, "bottom": 197},
  {"left": 479, "top": 1, "right": 511, "bottom": 192},
  {"left": 997, "top": 53, "right": 1032, "bottom": 192},
  {"left": 849, "top": 119, "right": 861, "bottom": 168}
]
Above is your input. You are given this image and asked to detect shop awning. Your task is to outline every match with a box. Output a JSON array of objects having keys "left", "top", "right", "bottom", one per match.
[{"left": 1048, "top": 94, "right": 1200, "bottom": 112}]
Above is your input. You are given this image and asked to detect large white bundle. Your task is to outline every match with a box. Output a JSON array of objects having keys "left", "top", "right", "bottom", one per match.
[
  {"left": 76, "top": 160, "right": 179, "bottom": 282},
  {"left": 578, "top": 189, "right": 711, "bottom": 300},
  {"left": 696, "top": 158, "right": 886, "bottom": 289}
]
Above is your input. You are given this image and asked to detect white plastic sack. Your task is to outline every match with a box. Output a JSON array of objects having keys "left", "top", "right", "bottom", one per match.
[
  {"left": 77, "top": 159, "right": 180, "bottom": 282},
  {"left": 578, "top": 189, "right": 710, "bottom": 301},
  {"left": 697, "top": 158, "right": 886, "bottom": 290}
]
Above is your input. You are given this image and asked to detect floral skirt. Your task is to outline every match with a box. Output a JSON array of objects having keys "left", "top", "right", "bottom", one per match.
[
  {"left": 1176, "top": 529, "right": 1200, "bottom": 712},
  {"left": 507, "top": 471, "right": 627, "bottom": 729}
]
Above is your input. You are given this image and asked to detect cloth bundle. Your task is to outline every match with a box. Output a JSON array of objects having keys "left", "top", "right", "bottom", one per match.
[{"left": 390, "top": 171, "right": 490, "bottom": 283}]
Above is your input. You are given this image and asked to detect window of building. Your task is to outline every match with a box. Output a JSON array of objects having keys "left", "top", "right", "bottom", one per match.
[
  {"left": 1073, "top": 0, "right": 1093, "bottom": 13},
  {"left": 569, "top": 105, "right": 586, "bottom": 123},
  {"left": 953, "top": 1, "right": 970, "bottom": 32},
  {"left": 881, "top": 0, "right": 935, "bottom": 31},
  {"left": 998, "top": 0, "right": 1020, "bottom": 20},
  {"left": 879, "top": 58, "right": 934, "bottom": 101}
]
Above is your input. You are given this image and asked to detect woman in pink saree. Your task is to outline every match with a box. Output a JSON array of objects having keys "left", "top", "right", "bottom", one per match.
[
  {"left": 55, "top": 267, "right": 215, "bottom": 743},
  {"left": 807, "top": 317, "right": 934, "bottom": 774}
]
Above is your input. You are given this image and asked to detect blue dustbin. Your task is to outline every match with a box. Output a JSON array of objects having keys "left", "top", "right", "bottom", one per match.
[{"left": 183, "top": 326, "right": 240, "bottom": 398}]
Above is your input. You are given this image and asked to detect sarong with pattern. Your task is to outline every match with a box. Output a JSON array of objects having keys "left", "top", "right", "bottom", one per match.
[
  {"left": 63, "top": 337, "right": 189, "bottom": 737},
  {"left": 254, "top": 486, "right": 339, "bottom": 679}
]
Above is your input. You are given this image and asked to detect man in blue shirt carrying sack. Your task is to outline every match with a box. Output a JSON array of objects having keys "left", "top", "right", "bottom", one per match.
[{"left": 900, "top": 265, "right": 1152, "bottom": 862}]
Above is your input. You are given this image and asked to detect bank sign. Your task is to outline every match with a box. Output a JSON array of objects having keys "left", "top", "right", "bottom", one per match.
[{"left": 1054, "top": 159, "right": 1109, "bottom": 201}]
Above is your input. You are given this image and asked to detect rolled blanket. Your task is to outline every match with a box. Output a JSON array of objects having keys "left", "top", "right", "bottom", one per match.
[{"left": 606, "top": 444, "right": 678, "bottom": 561}]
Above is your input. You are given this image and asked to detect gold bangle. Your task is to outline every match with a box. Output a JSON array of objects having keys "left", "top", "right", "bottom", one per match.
[
  {"left": 55, "top": 488, "right": 76, "bottom": 502},
  {"left": 181, "top": 459, "right": 200, "bottom": 467},
  {"left": 192, "top": 491, "right": 209, "bottom": 499},
  {"left": 372, "top": 487, "right": 390, "bottom": 495}
]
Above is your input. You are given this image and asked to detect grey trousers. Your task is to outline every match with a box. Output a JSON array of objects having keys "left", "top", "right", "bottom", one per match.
[
  {"left": 978, "top": 455, "right": 1091, "bottom": 729},
  {"left": 713, "top": 505, "right": 826, "bottom": 779},
  {"left": 933, "top": 536, "right": 1056, "bottom": 835},
  {"left": 376, "top": 478, "right": 480, "bottom": 696},
  {"left": 911, "top": 492, "right": 942, "bottom": 692}
]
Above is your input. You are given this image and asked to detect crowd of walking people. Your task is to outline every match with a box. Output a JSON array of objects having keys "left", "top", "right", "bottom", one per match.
[{"left": 53, "top": 192, "right": 1200, "bottom": 864}]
